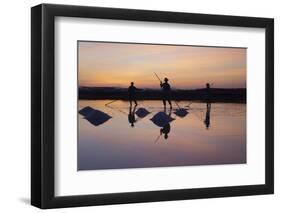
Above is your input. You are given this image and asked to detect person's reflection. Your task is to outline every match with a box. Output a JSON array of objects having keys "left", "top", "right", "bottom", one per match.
[
  {"left": 128, "top": 104, "right": 137, "bottom": 127},
  {"left": 160, "top": 107, "right": 172, "bottom": 140},
  {"left": 160, "top": 123, "right": 171, "bottom": 139},
  {"left": 204, "top": 102, "right": 211, "bottom": 129}
]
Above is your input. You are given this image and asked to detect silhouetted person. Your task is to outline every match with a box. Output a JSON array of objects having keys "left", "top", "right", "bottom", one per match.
[
  {"left": 160, "top": 77, "right": 172, "bottom": 108},
  {"left": 128, "top": 82, "right": 138, "bottom": 106},
  {"left": 206, "top": 83, "right": 210, "bottom": 90},
  {"left": 204, "top": 102, "right": 211, "bottom": 129},
  {"left": 128, "top": 104, "right": 137, "bottom": 127},
  {"left": 205, "top": 83, "right": 211, "bottom": 102}
]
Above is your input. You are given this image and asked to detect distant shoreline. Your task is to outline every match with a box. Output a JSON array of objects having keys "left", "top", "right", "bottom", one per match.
[{"left": 79, "top": 87, "right": 246, "bottom": 103}]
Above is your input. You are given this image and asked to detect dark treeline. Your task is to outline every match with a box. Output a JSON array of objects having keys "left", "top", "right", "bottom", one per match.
[{"left": 79, "top": 87, "right": 246, "bottom": 103}]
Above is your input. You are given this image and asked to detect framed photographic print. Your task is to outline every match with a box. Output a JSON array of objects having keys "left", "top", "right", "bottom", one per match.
[{"left": 31, "top": 4, "right": 274, "bottom": 209}]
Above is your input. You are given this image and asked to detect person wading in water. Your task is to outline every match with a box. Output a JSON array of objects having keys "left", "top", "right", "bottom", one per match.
[
  {"left": 128, "top": 82, "right": 138, "bottom": 106},
  {"left": 160, "top": 77, "right": 172, "bottom": 109}
]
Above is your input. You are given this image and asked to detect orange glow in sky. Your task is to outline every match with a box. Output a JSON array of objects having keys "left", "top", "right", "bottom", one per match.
[{"left": 78, "top": 41, "right": 246, "bottom": 89}]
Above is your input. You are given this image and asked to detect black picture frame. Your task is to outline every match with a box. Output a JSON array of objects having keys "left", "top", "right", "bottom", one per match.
[{"left": 31, "top": 3, "right": 274, "bottom": 209}]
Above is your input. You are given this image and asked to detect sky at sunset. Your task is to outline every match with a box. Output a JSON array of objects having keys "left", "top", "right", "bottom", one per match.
[{"left": 78, "top": 41, "right": 246, "bottom": 89}]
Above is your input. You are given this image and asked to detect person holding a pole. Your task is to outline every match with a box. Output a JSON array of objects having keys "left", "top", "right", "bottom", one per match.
[{"left": 160, "top": 77, "right": 172, "bottom": 109}]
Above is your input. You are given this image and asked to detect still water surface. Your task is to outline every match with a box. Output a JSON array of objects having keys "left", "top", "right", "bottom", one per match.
[{"left": 78, "top": 100, "right": 246, "bottom": 170}]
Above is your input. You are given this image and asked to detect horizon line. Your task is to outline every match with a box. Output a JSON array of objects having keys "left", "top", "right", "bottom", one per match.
[{"left": 79, "top": 86, "right": 246, "bottom": 90}]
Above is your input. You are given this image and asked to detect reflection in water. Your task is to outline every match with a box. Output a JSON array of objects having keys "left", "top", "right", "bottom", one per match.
[
  {"left": 174, "top": 108, "right": 189, "bottom": 118},
  {"left": 150, "top": 108, "right": 174, "bottom": 128},
  {"left": 204, "top": 102, "right": 211, "bottom": 129},
  {"left": 158, "top": 108, "right": 172, "bottom": 140},
  {"left": 160, "top": 123, "right": 171, "bottom": 140},
  {"left": 78, "top": 100, "right": 246, "bottom": 170},
  {"left": 173, "top": 101, "right": 189, "bottom": 118},
  {"left": 128, "top": 104, "right": 137, "bottom": 127}
]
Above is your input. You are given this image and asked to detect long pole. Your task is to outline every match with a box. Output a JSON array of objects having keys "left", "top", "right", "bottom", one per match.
[
  {"left": 174, "top": 100, "right": 181, "bottom": 109},
  {"left": 105, "top": 104, "right": 128, "bottom": 115},
  {"left": 154, "top": 72, "right": 161, "bottom": 82},
  {"left": 154, "top": 134, "right": 161, "bottom": 143},
  {"left": 105, "top": 99, "right": 118, "bottom": 106},
  {"left": 186, "top": 102, "right": 192, "bottom": 108}
]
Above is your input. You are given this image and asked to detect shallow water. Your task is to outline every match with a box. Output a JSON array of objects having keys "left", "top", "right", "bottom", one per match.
[{"left": 78, "top": 100, "right": 246, "bottom": 170}]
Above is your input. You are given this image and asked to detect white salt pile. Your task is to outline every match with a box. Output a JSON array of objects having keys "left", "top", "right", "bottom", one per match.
[
  {"left": 79, "top": 106, "right": 94, "bottom": 116},
  {"left": 135, "top": 108, "right": 150, "bottom": 118},
  {"left": 150, "top": 112, "right": 174, "bottom": 127},
  {"left": 84, "top": 109, "right": 112, "bottom": 126},
  {"left": 174, "top": 108, "right": 188, "bottom": 117}
]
